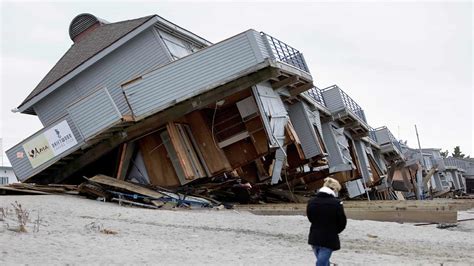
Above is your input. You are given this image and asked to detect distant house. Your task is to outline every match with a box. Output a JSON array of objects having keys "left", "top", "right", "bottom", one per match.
[{"left": 0, "top": 166, "right": 18, "bottom": 184}]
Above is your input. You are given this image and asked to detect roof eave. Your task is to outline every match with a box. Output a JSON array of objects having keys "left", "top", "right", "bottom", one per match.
[{"left": 154, "top": 14, "right": 212, "bottom": 46}]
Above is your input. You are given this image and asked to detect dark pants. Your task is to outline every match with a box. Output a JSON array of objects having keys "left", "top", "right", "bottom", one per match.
[{"left": 312, "top": 245, "right": 333, "bottom": 266}]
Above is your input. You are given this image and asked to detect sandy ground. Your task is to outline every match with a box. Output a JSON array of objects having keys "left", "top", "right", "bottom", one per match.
[{"left": 1, "top": 195, "right": 473, "bottom": 265}]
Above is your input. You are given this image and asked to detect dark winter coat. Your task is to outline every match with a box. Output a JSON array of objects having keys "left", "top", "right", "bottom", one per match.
[{"left": 306, "top": 191, "right": 347, "bottom": 250}]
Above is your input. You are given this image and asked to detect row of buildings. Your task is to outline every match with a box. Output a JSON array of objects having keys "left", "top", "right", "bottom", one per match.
[{"left": 5, "top": 13, "right": 473, "bottom": 199}]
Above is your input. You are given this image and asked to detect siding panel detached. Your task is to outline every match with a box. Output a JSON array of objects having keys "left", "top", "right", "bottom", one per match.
[
  {"left": 288, "top": 101, "right": 322, "bottom": 159},
  {"left": 68, "top": 88, "right": 122, "bottom": 140},
  {"left": 321, "top": 87, "right": 345, "bottom": 113}
]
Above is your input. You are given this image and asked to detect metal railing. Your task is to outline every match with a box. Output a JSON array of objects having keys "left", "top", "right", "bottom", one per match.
[
  {"left": 306, "top": 87, "right": 326, "bottom": 106},
  {"left": 323, "top": 85, "right": 367, "bottom": 123},
  {"left": 444, "top": 157, "right": 467, "bottom": 171},
  {"left": 339, "top": 88, "right": 367, "bottom": 122},
  {"left": 261, "top": 32, "right": 310, "bottom": 73},
  {"left": 368, "top": 126, "right": 378, "bottom": 142}
]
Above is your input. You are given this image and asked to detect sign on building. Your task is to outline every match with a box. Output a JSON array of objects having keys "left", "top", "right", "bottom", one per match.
[{"left": 23, "top": 120, "right": 77, "bottom": 168}]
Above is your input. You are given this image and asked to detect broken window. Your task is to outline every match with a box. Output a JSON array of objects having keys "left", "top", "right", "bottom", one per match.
[{"left": 159, "top": 31, "right": 196, "bottom": 60}]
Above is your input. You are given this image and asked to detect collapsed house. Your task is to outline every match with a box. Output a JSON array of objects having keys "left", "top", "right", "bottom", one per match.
[
  {"left": 391, "top": 145, "right": 474, "bottom": 199},
  {"left": 5, "top": 13, "right": 443, "bottom": 203}
]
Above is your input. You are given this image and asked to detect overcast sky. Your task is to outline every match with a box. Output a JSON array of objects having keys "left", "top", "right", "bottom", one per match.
[{"left": 0, "top": 1, "right": 472, "bottom": 166}]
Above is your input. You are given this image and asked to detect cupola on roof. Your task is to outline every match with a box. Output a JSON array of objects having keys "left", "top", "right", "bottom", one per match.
[{"left": 69, "top": 13, "right": 108, "bottom": 42}]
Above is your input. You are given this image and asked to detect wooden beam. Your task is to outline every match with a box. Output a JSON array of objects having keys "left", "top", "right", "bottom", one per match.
[
  {"left": 166, "top": 122, "right": 196, "bottom": 180},
  {"left": 235, "top": 201, "right": 460, "bottom": 223},
  {"left": 285, "top": 122, "right": 305, "bottom": 160},
  {"left": 271, "top": 76, "right": 299, "bottom": 90},
  {"left": 289, "top": 82, "right": 314, "bottom": 96},
  {"left": 42, "top": 66, "right": 281, "bottom": 184},
  {"left": 344, "top": 209, "right": 457, "bottom": 223},
  {"left": 89, "top": 174, "right": 164, "bottom": 199},
  {"left": 116, "top": 142, "right": 136, "bottom": 180},
  {"left": 423, "top": 167, "right": 436, "bottom": 186}
]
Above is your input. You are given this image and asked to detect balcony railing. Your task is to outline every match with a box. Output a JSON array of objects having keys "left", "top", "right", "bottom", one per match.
[
  {"left": 444, "top": 157, "right": 467, "bottom": 171},
  {"left": 338, "top": 88, "right": 367, "bottom": 123},
  {"left": 261, "top": 32, "right": 310, "bottom": 73},
  {"left": 321, "top": 85, "right": 367, "bottom": 123},
  {"left": 306, "top": 87, "right": 326, "bottom": 107},
  {"left": 368, "top": 126, "right": 378, "bottom": 142}
]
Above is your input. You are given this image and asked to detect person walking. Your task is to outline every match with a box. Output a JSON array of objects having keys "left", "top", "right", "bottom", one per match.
[{"left": 306, "top": 177, "right": 347, "bottom": 266}]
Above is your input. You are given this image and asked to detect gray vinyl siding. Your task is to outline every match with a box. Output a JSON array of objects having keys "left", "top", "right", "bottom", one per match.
[
  {"left": 254, "top": 31, "right": 270, "bottom": 59},
  {"left": 67, "top": 88, "right": 122, "bottom": 140},
  {"left": 252, "top": 81, "right": 288, "bottom": 148},
  {"left": 354, "top": 140, "right": 371, "bottom": 182},
  {"left": 321, "top": 122, "right": 353, "bottom": 173},
  {"left": 34, "top": 29, "right": 171, "bottom": 127},
  {"left": 321, "top": 87, "right": 344, "bottom": 113},
  {"left": 308, "top": 108, "right": 323, "bottom": 136},
  {"left": 372, "top": 148, "right": 387, "bottom": 173},
  {"left": 124, "top": 30, "right": 267, "bottom": 119},
  {"left": 374, "top": 128, "right": 392, "bottom": 145},
  {"left": 288, "top": 101, "right": 322, "bottom": 159},
  {"left": 6, "top": 115, "right": 84, "bottom": 181},
  {"left": 34, "top": 82, "right": 82, "bottom": 126}
]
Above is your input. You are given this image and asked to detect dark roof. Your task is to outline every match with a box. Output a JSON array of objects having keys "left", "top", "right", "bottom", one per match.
[{"left": 19, "top": 15, "right": 155, "bottom": 110}]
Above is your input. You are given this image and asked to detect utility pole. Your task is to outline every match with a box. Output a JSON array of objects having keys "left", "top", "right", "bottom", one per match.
[{"left": 415, "top": 125, "right": 425, "bottom": 199}]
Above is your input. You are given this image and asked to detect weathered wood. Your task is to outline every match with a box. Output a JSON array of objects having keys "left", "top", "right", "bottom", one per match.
[
  {"left": 423, "top": 167, "right": 437, "bottom": 186},
  {"left": 289, "top": 82, "right": 313, "bottom": 96},
  {"left": 235, "top": 201, "right": 460, "bottom": 223},
  {"left": 115, "top": 143, "right": 134, "bottom": 180},
  {"left": 185, "top": 110, "right": 232, "bottom": 174},
  {"left": 344, "top": 209, "right": 457, "bottom": 223},
  {"left": 271, "top": 76, "right": 299, "bottom": 90},
  {"left": 138, "top": 133, "right": 180, "bottom": 187},
  {"left": 45, "top": 67, "right": 281, "bottom": 184},
  {"left": 285, "top": 122, "right": 305, "bottom": 160},
  {"left": 89, "top": 174, "right": 164, "bottom": 199},
  {"left": 223, "top": 139, "right": 259, "bottom": 168},
  {"left": 244, "top": 116, "right": 269, "bottom": 156},
  {"left": 0, "top": 186, "right": 51, "bottom": 195},
  {"left": 166, "top": 122, "right": 196, "bottom": 180},
  {"left": 112, "top": 198, "right": 159, "bottom": 209}
]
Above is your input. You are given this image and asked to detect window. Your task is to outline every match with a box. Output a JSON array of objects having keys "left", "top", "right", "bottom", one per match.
[
  {"left": 0, "top": 176, "right": 8, "bottom": 185},
  {"left": 159, "top": 31, "right": 198, "bottom": 60}
]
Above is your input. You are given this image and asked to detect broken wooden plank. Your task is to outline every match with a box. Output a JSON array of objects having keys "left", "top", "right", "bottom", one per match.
[
  {"left": 289, "top": 83, "right": 313, "bottom": 96},
  {"left": 166, "top": 122, "right": 197, "bottom": 180},
  {"left": 271, "top": 76, "right": 299, "bottom": 90},
  {"left": 115, "top": 142, "right": 136, "bottom": 181},
  {"left": 112, "top": 198, "right": 159, "bottom": 209},
  {"left": 0, "top": 186, "right": 51, "bottom": 195},
  {"left": 185, "top": 110, "right": 232, "bottom": 174},
  {"left": 285, "top": 121, "right": 305, "bottom": 160},
  {"left": 89, "top": 174, "right": 164, "bottom": 199},
  {"left": 344, "top": 209, "right": 457, "bottom": 224}
]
